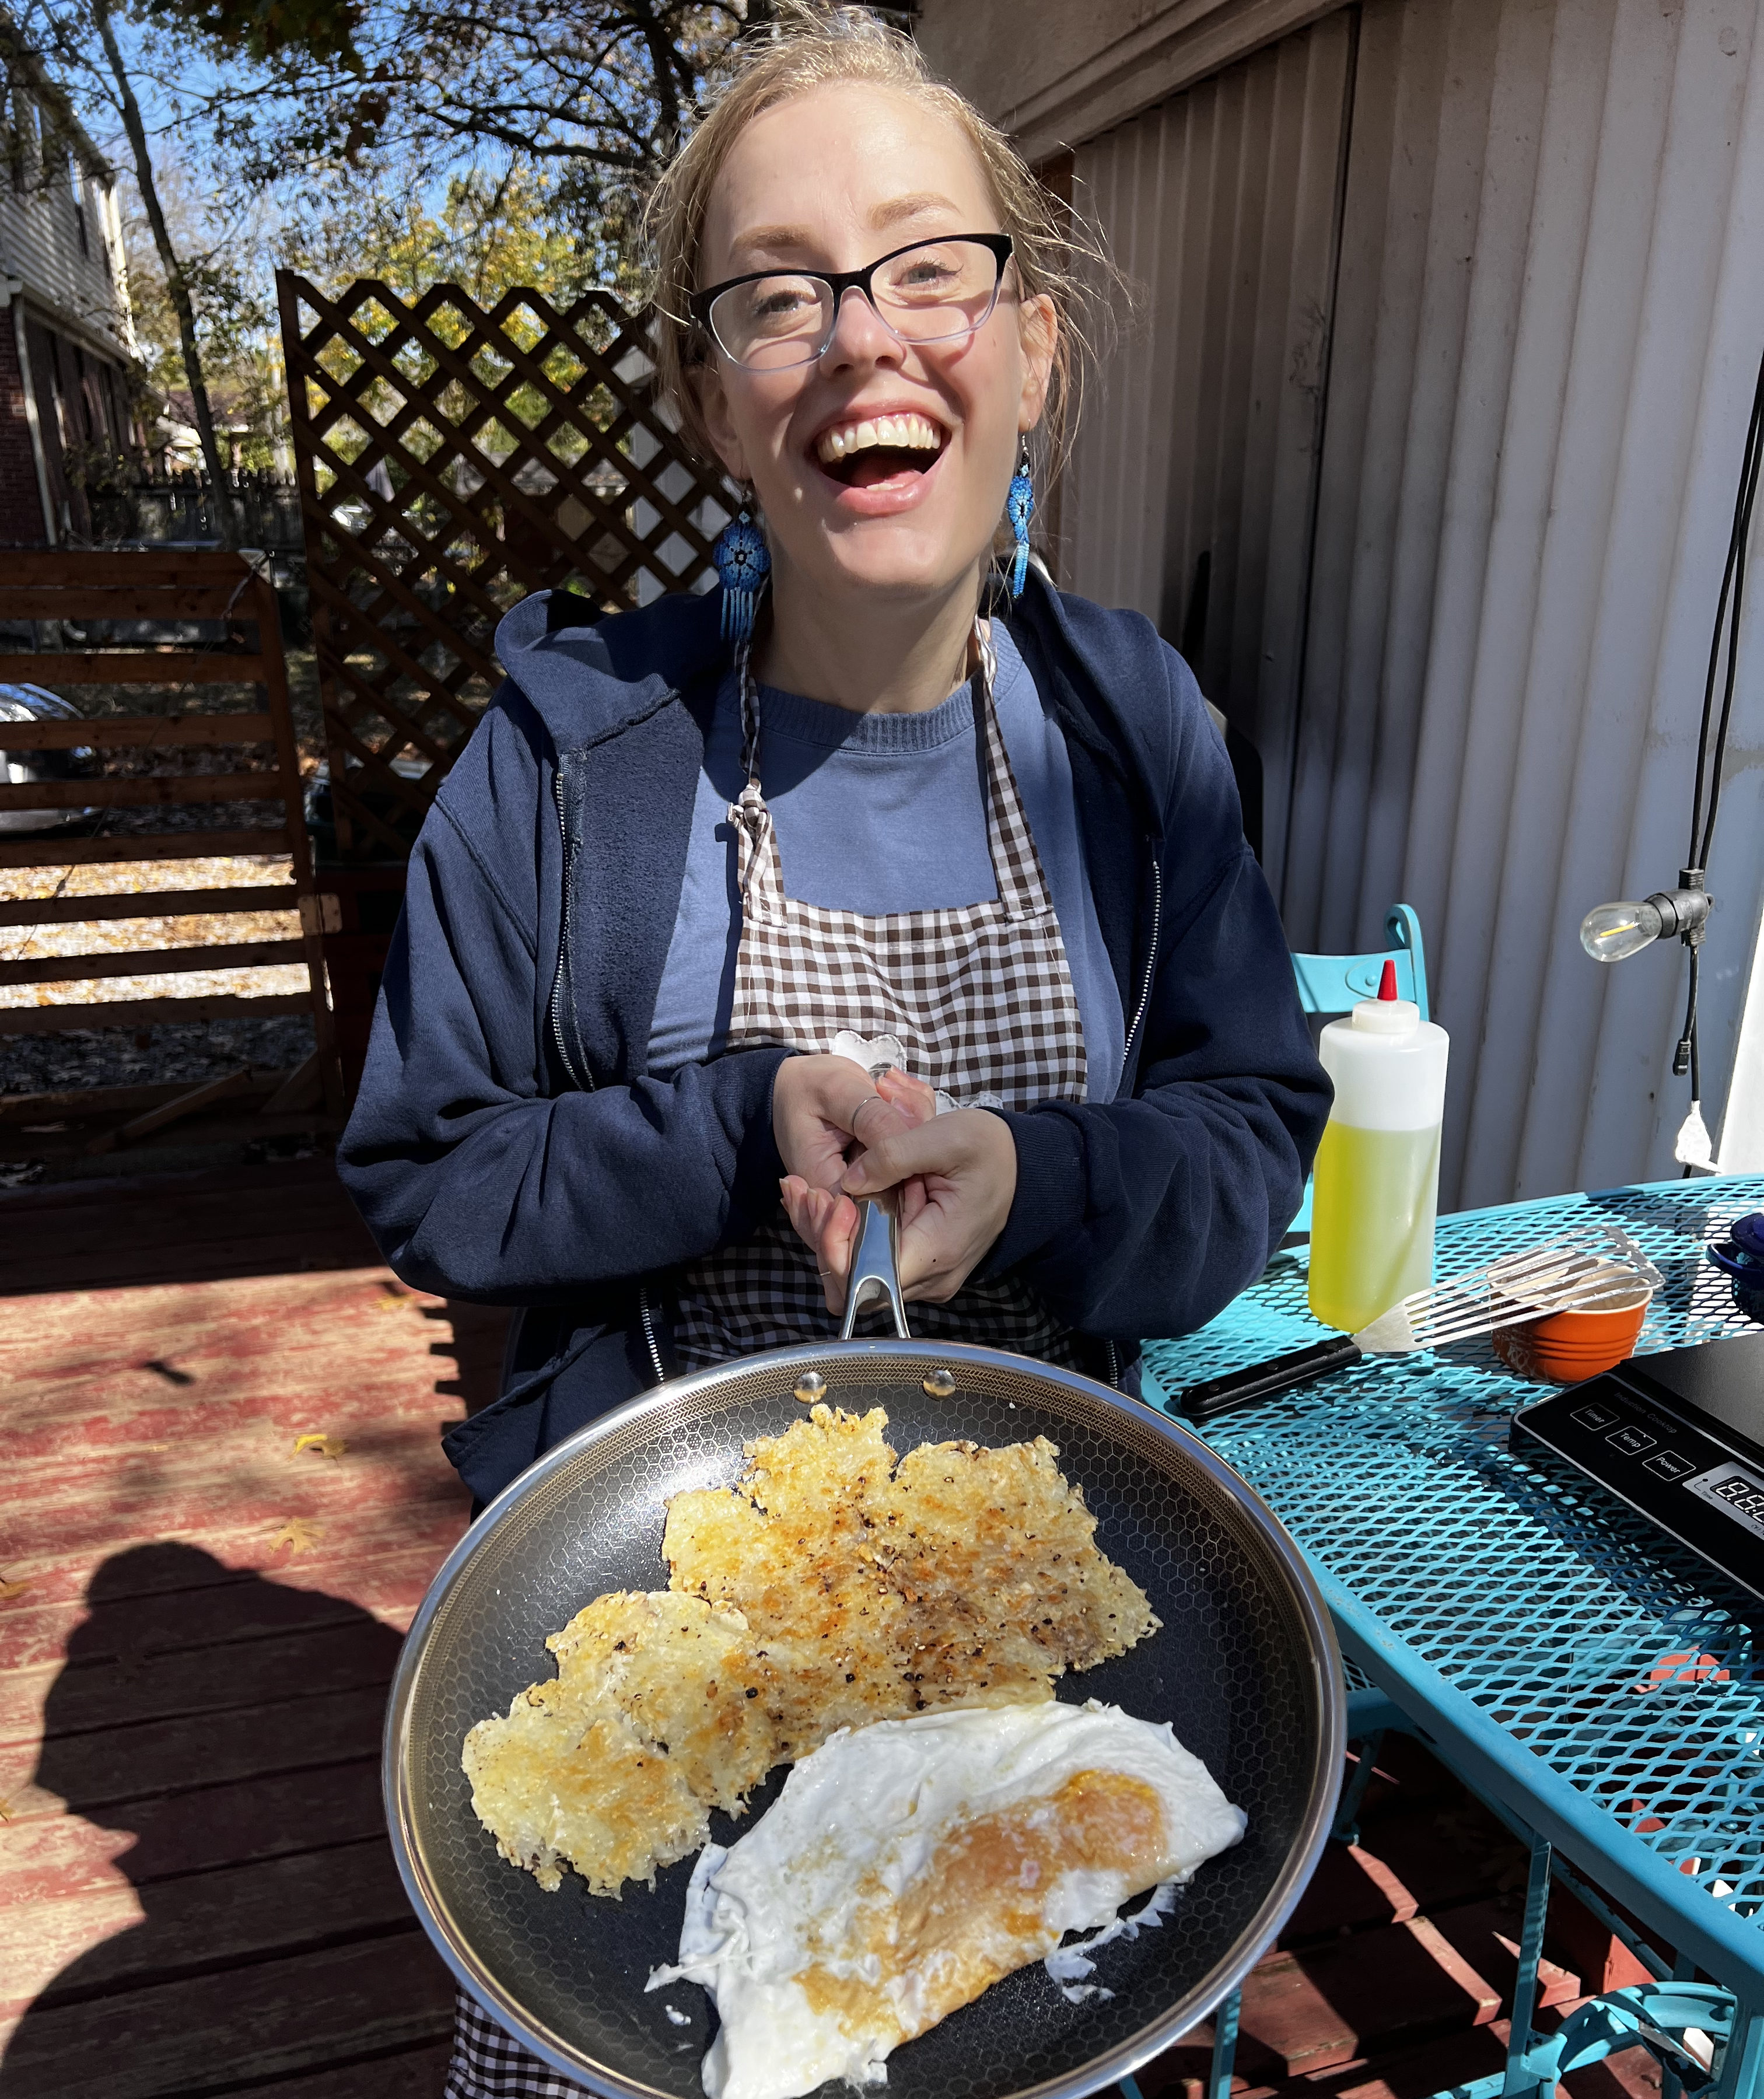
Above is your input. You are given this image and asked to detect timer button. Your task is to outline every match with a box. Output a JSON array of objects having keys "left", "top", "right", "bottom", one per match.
[{"left": 1572, "top": 1401, "right": 1620, "bottom": 1430}]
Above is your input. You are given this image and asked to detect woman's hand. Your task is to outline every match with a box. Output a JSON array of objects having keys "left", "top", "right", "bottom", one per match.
[
  {"left": 772, "top": 1054, "right": 891, "bottom": 1192},
  {"left": 841, "top": 1106, "right": 1018, "bottom": 1305},
  {"left": 775, "top": 1062, "right": 937, "bottom": 1311}
]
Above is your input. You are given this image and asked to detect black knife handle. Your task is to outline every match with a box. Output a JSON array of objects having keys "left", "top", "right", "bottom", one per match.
[{"left": 1177, "top": 1335, "right": 1364, "bottom": 1423}]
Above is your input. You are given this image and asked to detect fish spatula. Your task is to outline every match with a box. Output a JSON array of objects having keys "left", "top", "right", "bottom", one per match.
[{"left": 1177, "top": 1222, "right": 1663, "bottom": 1423}]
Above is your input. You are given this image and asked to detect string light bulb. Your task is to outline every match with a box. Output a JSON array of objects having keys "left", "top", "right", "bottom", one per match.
[{"left": 1579, "top": 879, "right": 1712, "bottom": 963}]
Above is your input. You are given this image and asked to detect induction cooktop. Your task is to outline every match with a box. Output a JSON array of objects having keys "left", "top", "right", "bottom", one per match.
[{"left": 1509, "top": 1331, "right": 1764, "bottom": 1597}]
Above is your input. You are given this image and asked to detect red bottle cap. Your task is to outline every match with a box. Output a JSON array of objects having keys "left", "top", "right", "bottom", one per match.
[{"left": 1378, "top": 958, "right": 1399, "bottom": 1000}]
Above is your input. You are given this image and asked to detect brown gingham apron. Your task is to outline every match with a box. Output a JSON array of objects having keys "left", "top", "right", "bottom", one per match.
[{"left": 670, "top": 619, "right": 1089, "bottom": 1372}]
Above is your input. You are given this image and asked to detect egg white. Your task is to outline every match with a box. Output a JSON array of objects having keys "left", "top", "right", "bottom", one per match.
[{"left": 647, "top": 1699, "right": 1247, "bottom": 2099}]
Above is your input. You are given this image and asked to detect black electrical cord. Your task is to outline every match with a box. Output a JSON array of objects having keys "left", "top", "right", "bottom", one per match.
[
  {"left": 1682, "top": 947, "right": 1700, "bottom": 1099},
  {"left": 1689, "top": 344, "right": 1764, "bottom": 871},
  {"left": 1675, "top": 342, "right": 1764, "bottom": 1107}
]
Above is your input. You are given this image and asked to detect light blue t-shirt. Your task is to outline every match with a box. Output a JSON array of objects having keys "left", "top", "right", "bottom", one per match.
[{"left": 647, "top": 625, "right": 1125, "bottom": 1101}]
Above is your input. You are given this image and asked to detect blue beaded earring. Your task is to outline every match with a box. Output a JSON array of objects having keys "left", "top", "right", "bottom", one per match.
[
  {"left": 1006, "top": 446, "right": 1034, "bottom": 598},
  {"left": 712, "top": 498, "right": 771, "bottom": 644}
]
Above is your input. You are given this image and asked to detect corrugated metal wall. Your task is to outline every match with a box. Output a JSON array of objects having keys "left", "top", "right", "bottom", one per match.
[
  {"left": 1066, "top": 11, "right": 1355, "bottom": 900},
  {"left": 1068, "top": 0, "right": 1764, "bottom": 1208}
]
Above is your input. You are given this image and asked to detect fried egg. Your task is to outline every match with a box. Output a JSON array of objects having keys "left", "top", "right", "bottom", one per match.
[{"left": 648, "top": 1699, "right": 1247, "bottom": 2099}]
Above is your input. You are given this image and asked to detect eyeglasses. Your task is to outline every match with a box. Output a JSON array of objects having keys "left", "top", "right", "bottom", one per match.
[{"left": 691, "top": 233, "right": 1014, "bottom": 371}]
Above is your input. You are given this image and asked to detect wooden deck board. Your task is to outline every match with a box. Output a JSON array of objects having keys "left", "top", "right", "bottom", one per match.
[
  {"left": 0, "top": 1757, "right": 384, "bottom": 1904},
  {"left": 0, "top": 1933, "right": 454, "bottom": 2095},
  {"left": 0, "top": 1614, "right": 415, "bottom": 1745},
  {"left": 0, "top": 1159, "right": 485, "bottom": 2093},
  {"left": 3, "top": 1684, "right": 393, "bottom": 1822},
  {"left": 8, "top": 1836, "right": 427, "bottom": 2004},
  {"left": 220, "top": 2041, "right": 457, "bottom": 2098},
  {"left": 0, "top": 1521, "right": 467, "bottom": 1629}
]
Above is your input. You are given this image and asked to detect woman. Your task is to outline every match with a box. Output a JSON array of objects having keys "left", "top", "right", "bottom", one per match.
[{"left": 342, "top": 11, "right": 1328, "bottom": 2088}]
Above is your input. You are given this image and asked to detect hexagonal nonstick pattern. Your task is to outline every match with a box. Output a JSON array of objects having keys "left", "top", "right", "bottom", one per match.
[{"left": 387, "top": 1342, "right": 1343, "bottom": 2099}]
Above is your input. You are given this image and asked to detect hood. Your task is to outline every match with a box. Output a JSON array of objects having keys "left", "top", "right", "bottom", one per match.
[
  {"left": 494, "top": 570, "right": 1174, "bottom": 842},
  {"left": 493, "top": 585, "right": 728, "bottom": 754}
]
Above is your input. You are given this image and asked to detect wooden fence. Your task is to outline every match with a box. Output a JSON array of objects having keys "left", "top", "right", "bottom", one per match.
[{"left": 0, "top": 550, "right": 342, "bottom": 1161}]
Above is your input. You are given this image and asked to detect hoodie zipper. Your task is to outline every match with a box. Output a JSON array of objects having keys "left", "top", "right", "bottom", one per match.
[
  {"left": 1101, "top": 851, "right": 1161, "bottom": 1397},
  {"left": 550, "top": 769, "right": 587, "bottom": 1092},
  {"left": 1118, "top": 852, "right": 1162, "bottom": 1090},
  {"left": 554, "top": 764, "right": 667, "bottom": 1386},
  {"left": 638, "top": 1285, "right": 666, "bottom": 1384}
]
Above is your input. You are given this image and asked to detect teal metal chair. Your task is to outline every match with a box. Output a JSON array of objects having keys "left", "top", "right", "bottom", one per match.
[
  {"left": 1293, "top": 901, "right": 1430, "bottom": 1026},
  {"left": 1286, "top": 904, "right": 1430, "bottom": 1234}
]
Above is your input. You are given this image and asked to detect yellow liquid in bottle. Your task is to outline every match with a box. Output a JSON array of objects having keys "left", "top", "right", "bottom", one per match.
[{"left": 1307, "top": 1121, "right": 1441, "bottom": 1334}]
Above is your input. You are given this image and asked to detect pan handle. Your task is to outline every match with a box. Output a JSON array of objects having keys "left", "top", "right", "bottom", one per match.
[
  {"left": 1176, "top": 1335, "right": 1363, "bottom": 1423},
  {"left": 841, "top": 1198, "right": 911, "bottom": 1340}
]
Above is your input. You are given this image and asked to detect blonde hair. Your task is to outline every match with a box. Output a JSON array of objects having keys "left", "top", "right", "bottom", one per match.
[{"left": 644, "top": 1, "right": 1110, "bottom": 487}]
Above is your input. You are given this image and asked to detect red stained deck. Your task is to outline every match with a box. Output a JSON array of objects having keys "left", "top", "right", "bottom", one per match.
[
  {"left": 0, "top": 1158, "right": 1662, "bottom": 2098},
  {"left": 0, "top": 1157, "right": 502, "bottom": 2095}
]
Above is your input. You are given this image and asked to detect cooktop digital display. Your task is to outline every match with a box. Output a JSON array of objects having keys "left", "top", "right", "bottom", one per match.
[{"left": 1685, "top": 1461, "right": 1764, "bottom": 1541}]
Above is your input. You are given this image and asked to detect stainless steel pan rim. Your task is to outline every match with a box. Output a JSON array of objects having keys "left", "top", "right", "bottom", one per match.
[{"left": 386, "top": 1337, "right": 1345, "bottom": 2099}]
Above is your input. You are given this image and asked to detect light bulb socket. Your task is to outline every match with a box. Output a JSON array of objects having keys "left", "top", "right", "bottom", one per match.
[{"left": 1644, "top": 876, "right": 1713, "bottom": 946}]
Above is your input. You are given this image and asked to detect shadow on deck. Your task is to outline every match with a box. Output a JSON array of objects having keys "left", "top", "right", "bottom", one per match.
[
  {"left": 1, "top": 1545, "right": 444, "bottom": 2095},
  {"left": 0, "top": 1156, "right": 505, "bottom": 2097}
]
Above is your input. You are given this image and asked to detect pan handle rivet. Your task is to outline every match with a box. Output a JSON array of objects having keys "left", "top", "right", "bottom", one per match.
[
  {"left": 922, "top": 1367, "right": 957, "bottom": 1399},
  {"left": 793, "top": 1371, "right": 827, "bottom": 1404}
]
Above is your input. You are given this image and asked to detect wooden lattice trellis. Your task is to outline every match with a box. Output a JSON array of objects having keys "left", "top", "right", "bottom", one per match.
[{"left": 276, "top": 272, "right": 738, "bottom": 864}]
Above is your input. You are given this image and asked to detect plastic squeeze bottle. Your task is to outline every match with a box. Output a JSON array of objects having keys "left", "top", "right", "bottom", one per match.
[{"left": 1307, "top": 961, "right": 1450, "bottom": 1333}]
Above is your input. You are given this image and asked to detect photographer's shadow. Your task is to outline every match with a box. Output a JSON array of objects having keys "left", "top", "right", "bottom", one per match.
[{"left": 0, "top": 1542, "right": 453, "bottom": 2095}]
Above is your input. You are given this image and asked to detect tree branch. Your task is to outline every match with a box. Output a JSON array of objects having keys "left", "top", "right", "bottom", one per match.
[{"left": 92, "top": 0, "right": 238, "bottom": 541}]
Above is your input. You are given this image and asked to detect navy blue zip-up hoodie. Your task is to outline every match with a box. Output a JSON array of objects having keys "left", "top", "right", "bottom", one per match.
[{"left": 339, "top": 572, "right": 1331, "bottom": 1505}]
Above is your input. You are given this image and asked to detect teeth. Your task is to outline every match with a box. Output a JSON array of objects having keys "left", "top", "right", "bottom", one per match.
[{"left": 816, "top": 412, "right": 943, "bottom": 465}]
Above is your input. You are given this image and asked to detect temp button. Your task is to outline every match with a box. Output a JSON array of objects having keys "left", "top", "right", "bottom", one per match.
[
  {"left": 1646, "top": 1450, "right": 1695, "bottom": 1482},
  {"left": 1607, "top": 1425, "right": 1657, "bottom": 1456},
  {"left": 1572, "top": 1402, "right": 1620, "bottom": 1430}
]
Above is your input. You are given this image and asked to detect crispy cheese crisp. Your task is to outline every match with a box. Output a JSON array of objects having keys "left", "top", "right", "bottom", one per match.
[
  {"left": 464, "top": 1407, "right": 1159, "bottom": 1896},
  {"left": 463, "top": 1592, "right": 770, "bottom": 1893}
]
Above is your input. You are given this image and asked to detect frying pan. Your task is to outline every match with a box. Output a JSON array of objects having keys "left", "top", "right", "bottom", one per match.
[{"left": 385, "top": 1204, "right": 1345, "bottom": 2099}]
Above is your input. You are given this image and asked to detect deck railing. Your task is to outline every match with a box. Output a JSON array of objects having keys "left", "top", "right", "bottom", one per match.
[{"left": 0, "top": 548, "right": 342, "bottom": 1160}]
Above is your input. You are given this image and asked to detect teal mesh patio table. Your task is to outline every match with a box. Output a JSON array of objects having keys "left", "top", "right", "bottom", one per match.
[{"left": 1141, "top": 1173, "right": 1764, "bottom": 2099}]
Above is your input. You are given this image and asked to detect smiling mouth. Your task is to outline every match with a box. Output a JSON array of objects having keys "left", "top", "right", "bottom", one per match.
[{"left": 814, "top": 411, "right": 947, "bottom": 489}]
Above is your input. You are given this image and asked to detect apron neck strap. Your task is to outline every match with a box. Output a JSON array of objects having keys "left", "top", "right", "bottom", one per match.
[
  {"left": 737, "top": 617, "right": 992, "bottom": 793},
  {"left": 736, "top": 635, "right": 761, "bottom": 793}
]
